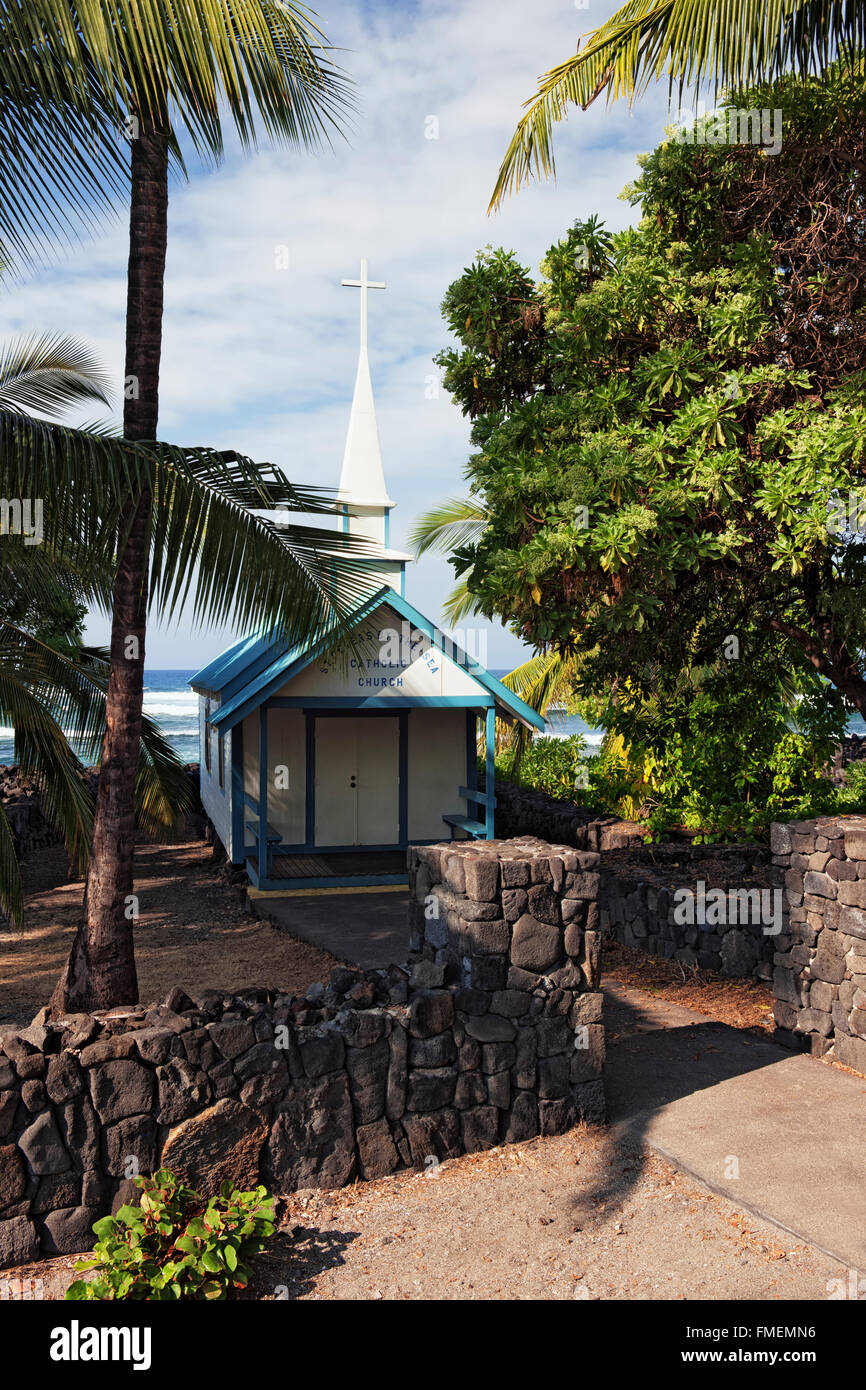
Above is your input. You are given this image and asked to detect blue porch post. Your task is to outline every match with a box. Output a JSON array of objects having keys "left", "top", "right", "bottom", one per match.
[
  {"left": 258, "top": 704, "right": 268, "bottom": 882},
  {"left": 465, "top": 709, "right": 477, "bottom": 794},
  {"left": 485, "top": 705, "right": 496, "bottom": 838},
  {"left": 230, "top": 722, "right": 244, "bottom": 865}
]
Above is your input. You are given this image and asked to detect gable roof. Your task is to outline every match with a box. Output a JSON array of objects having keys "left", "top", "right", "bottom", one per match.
[{"left": 190, "top": 586, "right": 545, "bottom": 734}]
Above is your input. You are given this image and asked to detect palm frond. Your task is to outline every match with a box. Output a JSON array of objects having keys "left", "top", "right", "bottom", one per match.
[
  {"left": 497, "top": 649, "right": 581, "bottom": 766},
  {"left": 441, "top": 579, "right": 484, "bottom": 625},
  {"left": 408, "top": 495, "right": 488, "bottom": 557},
  {"left": 489, "top": 0, "right": 866, "bottom": 209},
  {"left": 0, "top": 0, "right": 355, "bottom": 270},
  {"left": 0, "top": 332, "right": 113, "bottom": 416},
  {"left": 0, "top": 642, "right": 94, "bottom": 885},
  {"left": 0, "top": 627, "right": 200, "bottom": 922},
  {"left": 0, "top": 411, "right": 371, "bottom": 648},
  {"left": 134, "top": 714, "right": 194, "bottom": 841},
  {"left": 0, "top": 805, "right": 23, "bottom": 929}
]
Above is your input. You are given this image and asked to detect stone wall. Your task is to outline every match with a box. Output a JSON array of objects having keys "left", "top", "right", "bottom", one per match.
[
  {"left": 0, "top": 766, "right": 65, "bottom": 862},
  {"left": 770, "top": 815, "right": 866, "bottom": 1070},
  {"left": 600, "top": 843, "right": 776, "bottom": 981},
  {"left": 0, "top": 837, "right": 605, "bottom": 1268},
  {"left": 488, "top": 777, "right": 645, "bottom": 851},
  {"left": 407, "top": 836, "right": 605, "bottom": 1134}
]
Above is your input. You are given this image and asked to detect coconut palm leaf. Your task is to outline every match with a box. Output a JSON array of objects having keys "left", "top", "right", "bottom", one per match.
[
  {"left": 63, "top": 644, "right": 194, "bottom": 840},
  {"left": 0, "top": 636, "right": 95, "bottom": 892},
  {"left": 441, "top": 579, "right": 483, "bottom": 626},
  {"left": 410, "top": 495, "right": 489, "bottom": 624},
  {"left": 0, "top": 0, "right": 354, "bottom": 269},
  {"left": 0, "top": 411, "right": 375, "bottom": 648},
  {"left": 497, "top": 649, "right": 581, "bottom": 764},
  {"left": 0, "top": 625, "right": 198, "bottom": 924},
  {"left": 489, "top": 0, "right": 866, "bottom": 209},
  {"left": 0, "top": 332, "right": 113, "bottom": 416},
  {"left": 409, "top": 496, "right": 488, "bottom": 557},
  {"left": 0, "top": 809, "right": 23, "bottom": 930}
]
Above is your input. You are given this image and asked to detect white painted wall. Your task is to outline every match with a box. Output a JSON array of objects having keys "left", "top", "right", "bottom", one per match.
[
  {"left": 282, "top": 602, "right": 485, "bottom": 701},
  {"left": 266, "top": 708, "right": 306, "bottom": 843},
  {"left": 240, "top": 708, "right": 306, "bottom": 847},
  {"left": 407, "top": 708, "right": 466, "bottom": 840},
  {"left": 198, "top": 694, "right": 232, "bottom": 855}
]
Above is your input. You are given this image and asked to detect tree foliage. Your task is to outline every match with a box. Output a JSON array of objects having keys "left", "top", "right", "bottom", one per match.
[{"left": 439, "top": 71, "right": 866, "bottom": 733}]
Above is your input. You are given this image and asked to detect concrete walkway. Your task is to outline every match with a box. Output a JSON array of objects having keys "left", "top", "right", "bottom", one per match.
[
  {"left": 253, "top": 887, "right": 410, "bottom": 969},
  {"left": 604, "top": 978, "right": 866, "bottom": 1272}
]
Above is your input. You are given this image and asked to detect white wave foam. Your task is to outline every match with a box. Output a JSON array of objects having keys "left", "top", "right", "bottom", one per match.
[{"left": 143, "top": 700, "right": 198, "bottom": 711}]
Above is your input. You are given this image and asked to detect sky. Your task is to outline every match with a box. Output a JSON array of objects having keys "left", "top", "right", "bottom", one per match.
[{"left": 3, "top": 0, "right": 678, "bottom": 670}]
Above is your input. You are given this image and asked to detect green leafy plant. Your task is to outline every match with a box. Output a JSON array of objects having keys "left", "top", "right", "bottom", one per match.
[
  {"left": 65, "top": 1169, "right": 275, "bottom": 1301},
  {"left": 493, "top": 733, "right": 588, "bottom": 802}
]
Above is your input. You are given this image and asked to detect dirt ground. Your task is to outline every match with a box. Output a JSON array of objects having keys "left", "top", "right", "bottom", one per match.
[
  {"left": 5, "top": 1127, "right": 846, "bottom": 1302},
  {"left": 602, "top": 939, "right": 776, "bottom": 1034},
  {"left": 0, "top": 840, "right": 343, "bottom": 1028}
]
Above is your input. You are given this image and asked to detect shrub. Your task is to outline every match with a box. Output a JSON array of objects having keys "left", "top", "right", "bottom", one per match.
[
  {"left": 493, "top": 733, "right": 587, "bottom": 800},
  {"left": 65, "top": 1168, "right": 275, "bottom": 1301}
]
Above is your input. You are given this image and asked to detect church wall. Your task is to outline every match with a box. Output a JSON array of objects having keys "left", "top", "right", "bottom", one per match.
[
  {"left": 240, "top": 709, "right": 306, "bottom": 846},
  {"left": 198, "top": 695, "right": 232, "bottom": 856},
  {"left": 407, "top": 709, "right": 466, "bottom": 841},
  {"left": 347, "top": 512, "right": 386, "bottom": 546},
  {"left": 265, "top": 708, "right": 306, "bottom": 843},
  {"left": 280, "top": 603, "right": 485, "bottom": 701},
  {"left": 242, "top": 713, "right": 258, "bottom": 854}
]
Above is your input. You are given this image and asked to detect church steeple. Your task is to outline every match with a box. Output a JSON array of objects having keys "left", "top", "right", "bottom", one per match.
[{"left": 338, "top": 258, "right": 394, "bottom": 512}]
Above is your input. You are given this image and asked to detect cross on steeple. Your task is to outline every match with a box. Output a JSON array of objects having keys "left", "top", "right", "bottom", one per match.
[{"left": 341, "top": 257, "right": 386, "bottom": 352}]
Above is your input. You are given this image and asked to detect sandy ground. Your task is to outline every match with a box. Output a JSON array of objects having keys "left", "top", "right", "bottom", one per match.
[
  {"left": 6, "top": 1127, "right": 846, "bottom": 1302},
  {"left": 603, "top": 938, "right": 776, "bottom": 1034},
  {"left": 0, "top": 840, "right": 343, "bottom": 1028}
]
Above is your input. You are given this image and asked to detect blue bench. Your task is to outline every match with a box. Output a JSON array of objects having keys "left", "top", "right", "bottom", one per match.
[
  {"left": 443, "top": 786, "right": 496, "bottom": 840},
  {"left": 246, "top": 819, "right": 282, "bottom": 872},
  {"left": 442, "top": 812, "right": 486, "bottom": 839}
]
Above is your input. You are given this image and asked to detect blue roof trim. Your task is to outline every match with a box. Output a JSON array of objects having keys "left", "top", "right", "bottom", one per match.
[
  {"left": 385, "top": 590, "right": 545, "bottom": 732},
  {"left": 190, "top": 630, "right": 287, "bottom": 696},
  {"left": 209, "top": 589, "right": 392, "bottom": 732},
  {"left": 205, "top": 586, "right": 546, "bottom": 734}
]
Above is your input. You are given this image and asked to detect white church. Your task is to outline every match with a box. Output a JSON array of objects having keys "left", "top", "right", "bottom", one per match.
[{"left": 191, "top": 262, "right": 543, "bottom": 889}]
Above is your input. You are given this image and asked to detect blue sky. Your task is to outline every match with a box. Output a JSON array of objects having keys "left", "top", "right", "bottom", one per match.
[{"left": 5, "top": 0, "right": 677, "bottom": 669}]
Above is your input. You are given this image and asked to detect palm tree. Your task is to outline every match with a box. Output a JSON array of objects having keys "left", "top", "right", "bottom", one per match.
[
  {"left": 410, "top": 494, "right": 582, "bottom": 761},
  {"left": 0, "top": 321, "right": 189, "bottom": 929},
  {"left": 489, "top": 0, "right": 866, "bottom": 209},
  {"left": 0, "top": 2, "right": 362, "bottom": 1011},
  {"left": 408, "top": 496, "right": 489, "bottom": 624}
]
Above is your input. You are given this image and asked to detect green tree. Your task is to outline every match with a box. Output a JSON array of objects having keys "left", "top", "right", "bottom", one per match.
[
  {"left": 0, "top": 326, "right": 189, "bottom": 926},
  {"left": 435, "top": 73, "right": 866, "bottom": 760},
  {"left": 490, "top": 0, "right": 866, "bottom": 208},
  {"left": 0, "top": 2, "right": 365, "bottom": 1011}
]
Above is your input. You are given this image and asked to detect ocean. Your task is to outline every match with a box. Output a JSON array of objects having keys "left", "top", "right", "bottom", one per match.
[{"left": 1, "top": 668, "right": 864, "bottom": 766}]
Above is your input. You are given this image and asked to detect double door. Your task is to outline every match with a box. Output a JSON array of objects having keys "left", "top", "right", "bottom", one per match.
[{"left": 313, "top": 715, "right": 400, "bottom": 846}]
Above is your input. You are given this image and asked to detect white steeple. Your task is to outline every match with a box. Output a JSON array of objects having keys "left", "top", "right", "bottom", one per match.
[{"left": 338, "top": 258, "right": 394, "bottom": 511}]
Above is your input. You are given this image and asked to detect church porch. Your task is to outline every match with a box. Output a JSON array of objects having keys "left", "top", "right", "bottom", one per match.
[{"left": 235, "top": 697, "right": 498, "bottom": 891}]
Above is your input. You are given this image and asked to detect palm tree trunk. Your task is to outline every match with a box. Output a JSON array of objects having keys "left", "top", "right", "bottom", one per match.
[{"left": 51, "top": 119, "right": 168, "bottom": 1013}]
